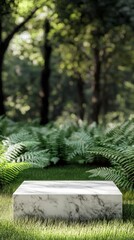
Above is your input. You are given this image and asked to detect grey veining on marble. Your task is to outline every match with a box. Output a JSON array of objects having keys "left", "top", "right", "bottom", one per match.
[{"left": 13, "top": 181, "right": 122, "bottom": 220}]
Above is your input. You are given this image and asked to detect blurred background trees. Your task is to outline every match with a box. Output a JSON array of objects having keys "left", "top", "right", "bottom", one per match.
[{"left": 0, "top": 0, "right": 134, "bottom": 124}]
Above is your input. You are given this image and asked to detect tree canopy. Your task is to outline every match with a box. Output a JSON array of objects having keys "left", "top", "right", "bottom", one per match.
[{"left": 0, "top": 0, "right": 134, "bottom": 124}]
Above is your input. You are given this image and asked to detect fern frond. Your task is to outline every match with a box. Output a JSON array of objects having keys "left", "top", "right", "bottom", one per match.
[
  {"left": 0, "top": 162, "right": 32, "bottom": 186},
  {"left": 88, "top": 167, "right": 133, "bottom": 190},
  {"left": 0, "top": 143, "right": 6, "bottom": 163},
  {"left": 17, "top": 150, "right": 56, "bottom": 168},
  {"left": 88, "top": 147, "right": 126, "bottom": 164},
  {"left": 5, "top": 143, "right": 25, "bottom": 162},
  {"left": 21, "top": 141, "right": 41, "bottom": 150}
]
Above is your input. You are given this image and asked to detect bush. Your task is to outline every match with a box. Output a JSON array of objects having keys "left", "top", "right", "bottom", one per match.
[{"left": 0, "top": 117, "right": 134, "bottom": 190}]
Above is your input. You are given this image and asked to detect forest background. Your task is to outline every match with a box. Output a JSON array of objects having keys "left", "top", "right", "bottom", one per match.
[
  {"left": 0, "top": 4, "right": 134, "bottom": 237},
  {"left": 0, "top": 0, "right": 134, "bottom": 125}
]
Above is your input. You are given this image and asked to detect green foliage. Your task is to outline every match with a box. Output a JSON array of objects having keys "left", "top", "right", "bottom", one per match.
[
  {"left": 64, "top": 119, "right": 134, "bottom": 190},
  {"left": 0, "top": 142, "right": 32, "bottom": 186},
  {"left": 0, "top": 117, "right": 134, "bottom": 190},
  {"left": 0, "top": 143, "right": 6, "bottom": 163},
  {"left": 2, "top": 128, "right": 56, "bottom": 168},
  {"left": 0, "top": 119, "right": 76, "bottom": 168},
  {"left": 1, "top": 0, "right": 134, "bottom": 123},
  {"left": 0, "top": 161, "right": 31, "bottom": 186},
  {"left": 87, "top": 119, "right": 134, "bottom": 190},
  {"left": 66, "top": 123, "right": 103, "bottom": 164}
]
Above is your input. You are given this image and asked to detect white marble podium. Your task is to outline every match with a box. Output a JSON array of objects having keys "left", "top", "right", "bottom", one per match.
[{"left": 13, "top": 181, "right": 122, "bottom": 220}]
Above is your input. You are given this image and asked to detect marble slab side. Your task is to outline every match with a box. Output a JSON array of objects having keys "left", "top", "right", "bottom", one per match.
[{"left": 13, "top": 181, "right": 122, "bottom": 220}]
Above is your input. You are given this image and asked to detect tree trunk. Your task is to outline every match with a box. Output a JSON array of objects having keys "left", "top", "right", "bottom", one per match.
[
  {"left": 0, "top": 17, "right": 5, "bottom": 116},
  {"left": 0, "top": 7, "right": 39, "bottom": 117},
  {"left": 76, "top": 74, "right": 85, "bottom": 120},
  {"left": 101, "top": 73, "right": 109, "bottom": 124},
  {"left": 91, "top": 45, "right": 101, "bottom": 124},
  {"left": 0, "top": 52, "right": 5, "bottom": 116},
  {"left": 40, "top": 18, "right": 52, "bottom": 125}
]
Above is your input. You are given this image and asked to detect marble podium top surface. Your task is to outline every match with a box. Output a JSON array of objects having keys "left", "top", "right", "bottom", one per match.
[{"left": 13, "top": 181, "right": 122, "bottom": 195}]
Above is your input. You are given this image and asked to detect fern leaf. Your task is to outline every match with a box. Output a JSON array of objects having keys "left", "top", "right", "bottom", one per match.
[
  {"left": 5, "top": 143, "right": 25, "bottom": 162},
  {"left": 0, "top": 162, "right": 32, "bottom": 186},
  {"left": 88, "top": 167, "right": 133, "bottom": 190}
]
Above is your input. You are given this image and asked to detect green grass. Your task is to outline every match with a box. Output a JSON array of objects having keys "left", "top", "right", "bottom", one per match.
[
  {"left": 0, "top": 220, "right": 133, "bottom": 240},
  {"left": 0, "top": 164, "right": 134, "bottom": 240}
]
